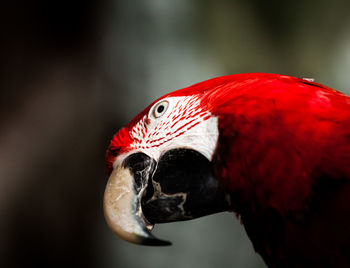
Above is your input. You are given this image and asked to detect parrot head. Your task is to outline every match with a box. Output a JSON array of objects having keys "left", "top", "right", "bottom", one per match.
[
  {"left": 104, "top": 74, "right": 350, "bottom": 267},
  {"left": 104, "top": 81, "right": 232, "bottom": 245},
  {"left": 104, "top": 73, "right": 349, "bottom": 247}
]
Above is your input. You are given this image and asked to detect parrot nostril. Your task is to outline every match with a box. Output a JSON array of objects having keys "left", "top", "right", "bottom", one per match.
[
  {"left": 123, "top": 153, "right": 152, "bottom": 173},
  {"left": 133, "top": 162, "right": 148, "bottom": 172},
  {"left": 122, "top": 152, "right": 156, "bottom": 193}
]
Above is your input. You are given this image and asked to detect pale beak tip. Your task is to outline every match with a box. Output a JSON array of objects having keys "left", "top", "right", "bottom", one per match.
[{"left": 104, "top": 165, "right": 172, "bottom": 246}]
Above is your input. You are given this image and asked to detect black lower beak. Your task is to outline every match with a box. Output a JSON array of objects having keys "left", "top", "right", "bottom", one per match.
[{"left": 142, "top": 149, "right": 230, "bottom": 224}]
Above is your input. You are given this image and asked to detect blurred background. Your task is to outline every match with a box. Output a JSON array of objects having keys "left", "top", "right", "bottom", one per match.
[{"left": 2, "top": 0, "right": 350, "bottom": 267}]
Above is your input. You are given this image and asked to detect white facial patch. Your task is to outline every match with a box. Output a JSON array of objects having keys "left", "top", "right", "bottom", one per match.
[{"left": 127, "top": 95, "right": 219, "bottom": 162}]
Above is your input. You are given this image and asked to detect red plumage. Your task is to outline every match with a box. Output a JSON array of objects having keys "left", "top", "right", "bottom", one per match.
[
  {"left": 198, "top": 73, "right": 350, "bottom": 266},
  {"left": 107, "top": 73, "right": 350, "bottom": 266}
]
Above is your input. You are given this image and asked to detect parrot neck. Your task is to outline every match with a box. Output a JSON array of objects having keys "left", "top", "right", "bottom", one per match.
[
  {"left": 213, "top": 111, "right": 314, "bottom": 214},
  {"left": 196, "top": 73, "right": 349, "bottom": 215},
  {"left": 202, "top": 74, "right": 334, "bottom": 214},
  {"left": 207, "top": 81, "right": 320, "bottom": 214}
]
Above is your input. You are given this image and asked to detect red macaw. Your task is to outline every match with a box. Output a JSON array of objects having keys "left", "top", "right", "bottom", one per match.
[{"left": 104, "top": 73, "right": 350, "bottom": 267}]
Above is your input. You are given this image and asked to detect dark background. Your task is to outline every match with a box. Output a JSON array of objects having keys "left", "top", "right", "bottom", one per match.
[{"left": 2, "top": 1, "right": 350, "bottom": 267}]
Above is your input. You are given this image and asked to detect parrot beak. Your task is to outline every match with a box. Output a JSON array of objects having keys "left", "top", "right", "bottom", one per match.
[
  {"left": 104, "top": 149, "right": 230, "bottom": 246},
  {"left": 103, "top": 153, "right": 171, "bottom": 246}
]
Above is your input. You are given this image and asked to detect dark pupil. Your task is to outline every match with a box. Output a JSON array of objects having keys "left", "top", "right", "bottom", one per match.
[{"left": 157, "top": 105, "right": 165, "bottom": 114}]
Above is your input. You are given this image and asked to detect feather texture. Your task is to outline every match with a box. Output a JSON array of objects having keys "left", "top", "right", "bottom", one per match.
[{"left": 188, "top": 73, "right": 350, "bottom": 266}]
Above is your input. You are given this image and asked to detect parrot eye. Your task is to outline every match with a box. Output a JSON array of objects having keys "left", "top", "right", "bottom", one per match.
[{"left": 153, "top": 100, "right": 169, "bottom": 118}]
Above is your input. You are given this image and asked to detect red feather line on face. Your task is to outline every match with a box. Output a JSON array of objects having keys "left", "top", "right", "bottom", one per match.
[
  {"left": 106, "top": 95, "right": 212, "bottom": 172},
  {"left": 128, "top": 96, "right": 211, "bottom": 150}
]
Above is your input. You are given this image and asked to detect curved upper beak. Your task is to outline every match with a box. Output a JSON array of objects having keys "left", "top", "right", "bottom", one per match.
[
  {"left": 103, "top": 149, "right": 230, "bottom": 246},
  {"left": 103, "top": 153, "right": 171, "bottom": 245}
]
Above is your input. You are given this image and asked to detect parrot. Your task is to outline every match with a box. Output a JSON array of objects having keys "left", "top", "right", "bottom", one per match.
[{"left": 104, "top": 73, "right": 350, "bottom": 267}]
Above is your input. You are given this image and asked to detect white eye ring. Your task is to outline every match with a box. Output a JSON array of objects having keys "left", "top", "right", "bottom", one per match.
[{"left": 153, "top": 100, "right": 169, "bottom": 118}]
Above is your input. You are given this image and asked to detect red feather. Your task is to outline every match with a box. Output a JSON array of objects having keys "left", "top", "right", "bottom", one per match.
[
  {"left": 192, "top": 73, "right": 350, "bottom": 266},
  {"left": 165, "top": 73, "right": 350, "bottom": 266}
]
